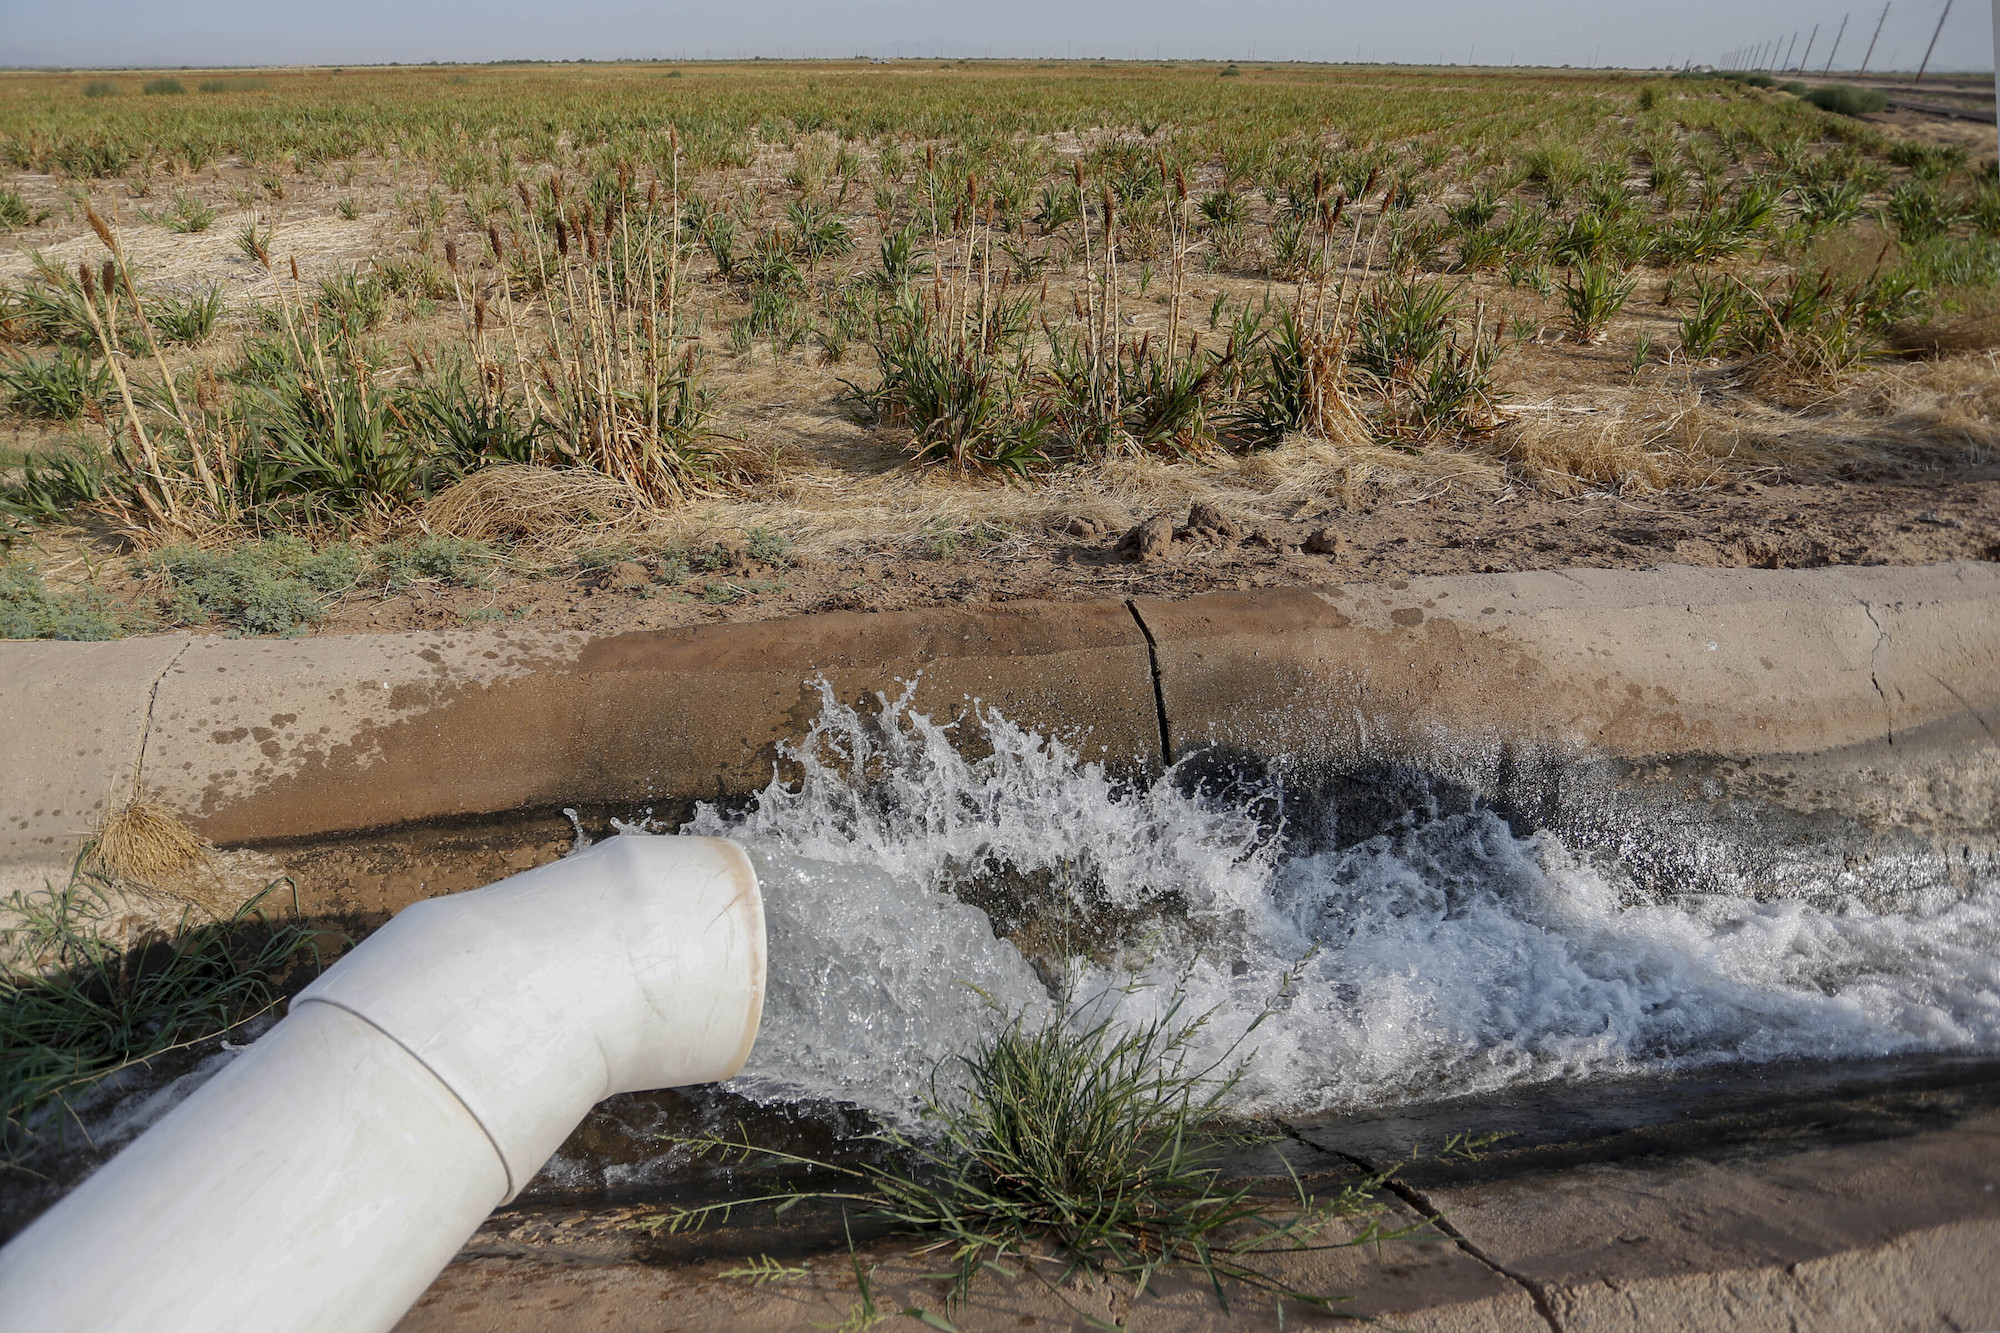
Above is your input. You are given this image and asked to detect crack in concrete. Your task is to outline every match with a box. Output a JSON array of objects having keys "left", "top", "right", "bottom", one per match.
[
  {"left": 1857, "top": 602, "right": 1893, "bottom": 748},
  {"left": 1124, "top": 600, "right": 1173, "bottom": 766},
  {"left": 1278, "top": 1122, "right": 1565, "bottom": 1333},
  {"left": 1927, "top": 671, "right": 2000, "bottom": 745},
  {"left": 131, "top": 638, "right": 193, "bottom": 801}
]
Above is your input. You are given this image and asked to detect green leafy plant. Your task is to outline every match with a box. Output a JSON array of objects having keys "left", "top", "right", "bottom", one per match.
[
  {"left": 141, "top": 78, "right": 188, "bottom": 97},
  {"left": 152, "top": 537, "right": 362, "bottom": 635},
  {"left": 0, "top": 187, "right": 31, "bottom": 229},
  {"left": 0, "top": 445, "right": 107, "bottom": 528}
]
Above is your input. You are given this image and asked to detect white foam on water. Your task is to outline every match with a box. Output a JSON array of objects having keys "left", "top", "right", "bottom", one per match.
[{"left": 684, "top": 683, "right": 2000, "bottom": 1121}]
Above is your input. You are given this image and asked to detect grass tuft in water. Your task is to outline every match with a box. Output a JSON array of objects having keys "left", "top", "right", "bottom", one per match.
[{"left": 646, "top": 998, "right": 1413, "bottom": 1317}]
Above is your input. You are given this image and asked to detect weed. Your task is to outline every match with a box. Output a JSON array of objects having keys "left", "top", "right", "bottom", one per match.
[
  {"left": 0, "top": 348, "right": 109, "bottom": 419},
  {"left": 369, "top": 534, "right": 491, "bottom": 590},
  {"left": 651, "top": 999, "right": 1410, "bottom": 1316},
  {"left": 0, "top": 187, "right": 31, "bottom": 229},
  {"left": 0, "top": 861, "right": 321, "bottom": 1158},
  {"left": 81, "top": 80, "right": 117, "bottom": 99},
  {"left": 153, "top": 537, "right": 361, "bottom": 635},
  {"left": 745, "top": 526, "right": 791, "bottom": 565},
  {"left": 0, "top": 560, "right": 134, "bottom": 639},
  {"left": 1561, "top": 260, "right": 1638, "bottom": 342},
  {"left": 141, "top": 78, "right": 187, "bottom": 97}
]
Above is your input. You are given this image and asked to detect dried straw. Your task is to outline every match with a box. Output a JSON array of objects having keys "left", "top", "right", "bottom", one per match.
[
  {"left": 91, "top": 800, "right": 231, "bottom": 912},
  {"left": 422, "top": 464, "right": 650, "bottom": 545}
]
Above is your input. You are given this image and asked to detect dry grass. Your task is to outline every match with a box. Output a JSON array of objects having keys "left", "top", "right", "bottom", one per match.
[
  {"left": 88, "top": 800, "right": 229, "bottom": 913},
  {"left": 422, "top": 463, "right": 650, "bottom": 545}
]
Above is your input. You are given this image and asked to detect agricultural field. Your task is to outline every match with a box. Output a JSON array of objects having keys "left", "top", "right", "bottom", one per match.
[{"left": 0, "top": 60, "right": 1996, "bottom": 639}]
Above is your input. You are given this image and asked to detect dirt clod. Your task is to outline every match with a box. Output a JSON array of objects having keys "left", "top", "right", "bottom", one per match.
[
  {"left": 1118, "top": 515, "right": 1176, "bottom": 562},
  {"left": 604, "top": 560, "right": 650, "bottom": 589},
  {"left": 1303, "top": 527, "right": 1345, "bottom": 556},
  {"left": 1186, "top": 502, "right": 1241, "bottom": 539}
]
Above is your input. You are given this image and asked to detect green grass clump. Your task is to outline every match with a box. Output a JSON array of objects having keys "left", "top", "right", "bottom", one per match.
[
  {"left": 0, "top": 444, "right": 107, "bottom": 531},
  {"left": 1806, "top": 84, "right": 1888, "bottom": 117},
  {"left": 654, "top": 1000, "right": 1409, "bottom": 1317},
  {"left": 368, "top": 534, "right": 490, "bottom": 589},
  {"left": 0, "top": 186, "right": 29, "bottom": 229},
  {"left": 1, "top": 864, "right": 320, "bottom": 1158},
  {"left": 0, "top": 348, "right": 110, "bottom": 420},
  {"left": 153, "top": 536, "right": 361, "bottom": 635},
  {"left": 0, "top": 561, "right": 135, "bottom": 640},
  {"left": 151, "top": 285, "right": 225, "bottom": 345},
  {"left": 141, "top": 78, "right": 188, "bottom": 97},
  {"left": 80, "top": 80, "right": 118, "bottom": 99}
]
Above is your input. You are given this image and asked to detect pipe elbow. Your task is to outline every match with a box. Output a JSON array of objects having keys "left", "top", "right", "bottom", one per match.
[{"left": 293, "top": 834, "right": 764, "bottom": 1196}]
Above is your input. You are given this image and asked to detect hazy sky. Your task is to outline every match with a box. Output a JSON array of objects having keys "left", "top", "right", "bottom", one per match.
[{"left": 0, "top": 0, "right": 1992, "bottom": 73}]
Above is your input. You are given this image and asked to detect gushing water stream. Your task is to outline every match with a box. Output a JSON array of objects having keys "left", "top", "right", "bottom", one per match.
[{"left": 676, "top": 682, "right": 2000, "bottom": 1126}]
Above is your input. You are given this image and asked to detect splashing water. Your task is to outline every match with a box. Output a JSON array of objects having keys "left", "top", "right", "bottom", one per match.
[{"left": 681, "top": 681, "right": 2000, "bottom": 1123}]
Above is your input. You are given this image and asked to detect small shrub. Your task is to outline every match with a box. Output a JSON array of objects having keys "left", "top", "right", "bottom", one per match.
[
  {"left": 153, "top": 538, "right": 361, "bottom": 636},
  {"left": 81, "top": 80, "right": 117, "bottom": 99},
  {"left": 0, "top": 561, "right": 135, "bottom": 639},
  {"left": 141, "top": 78, "right": 188, "bottom": 97},
  {"left": 1806, "top": 84, "right": 1888, "bottom": 117},
  {"left": 368, "top": 535, "right": 490, "bottom": 590}
]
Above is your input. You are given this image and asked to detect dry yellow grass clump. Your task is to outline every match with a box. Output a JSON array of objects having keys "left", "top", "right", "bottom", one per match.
[
  {"left": 89, "top": 799, "right": 230, "bottom": 912},
  {"left": 422, "top": 463, "right": 650, "bottom": 544}
]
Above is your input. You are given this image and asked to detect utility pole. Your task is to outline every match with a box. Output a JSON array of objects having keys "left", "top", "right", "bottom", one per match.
[
  {"left": 1824, "top": 12, "right": 1849, "bottom": 71},
  {"left": 1798, "top": 23, "right": 1820, "bottom": 71},
  {"left": 1912, "top": 0, "right": 1951, "bottom": 82},
  {"left": 1860, "top": 4, "right": 1890, "bottom": 72},
  {"left": 1782, "top": 31, "right": 1800, "bottom": 70}
]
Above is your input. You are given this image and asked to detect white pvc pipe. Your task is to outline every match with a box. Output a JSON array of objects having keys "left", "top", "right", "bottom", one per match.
[{"left": 0, "top": 833, "right": 765, "bottom": 1333}]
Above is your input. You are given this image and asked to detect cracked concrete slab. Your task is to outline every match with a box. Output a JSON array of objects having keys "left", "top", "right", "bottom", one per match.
[{"left": 1399, "top": 1110, "right": 2000, "bottom": 1333}]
